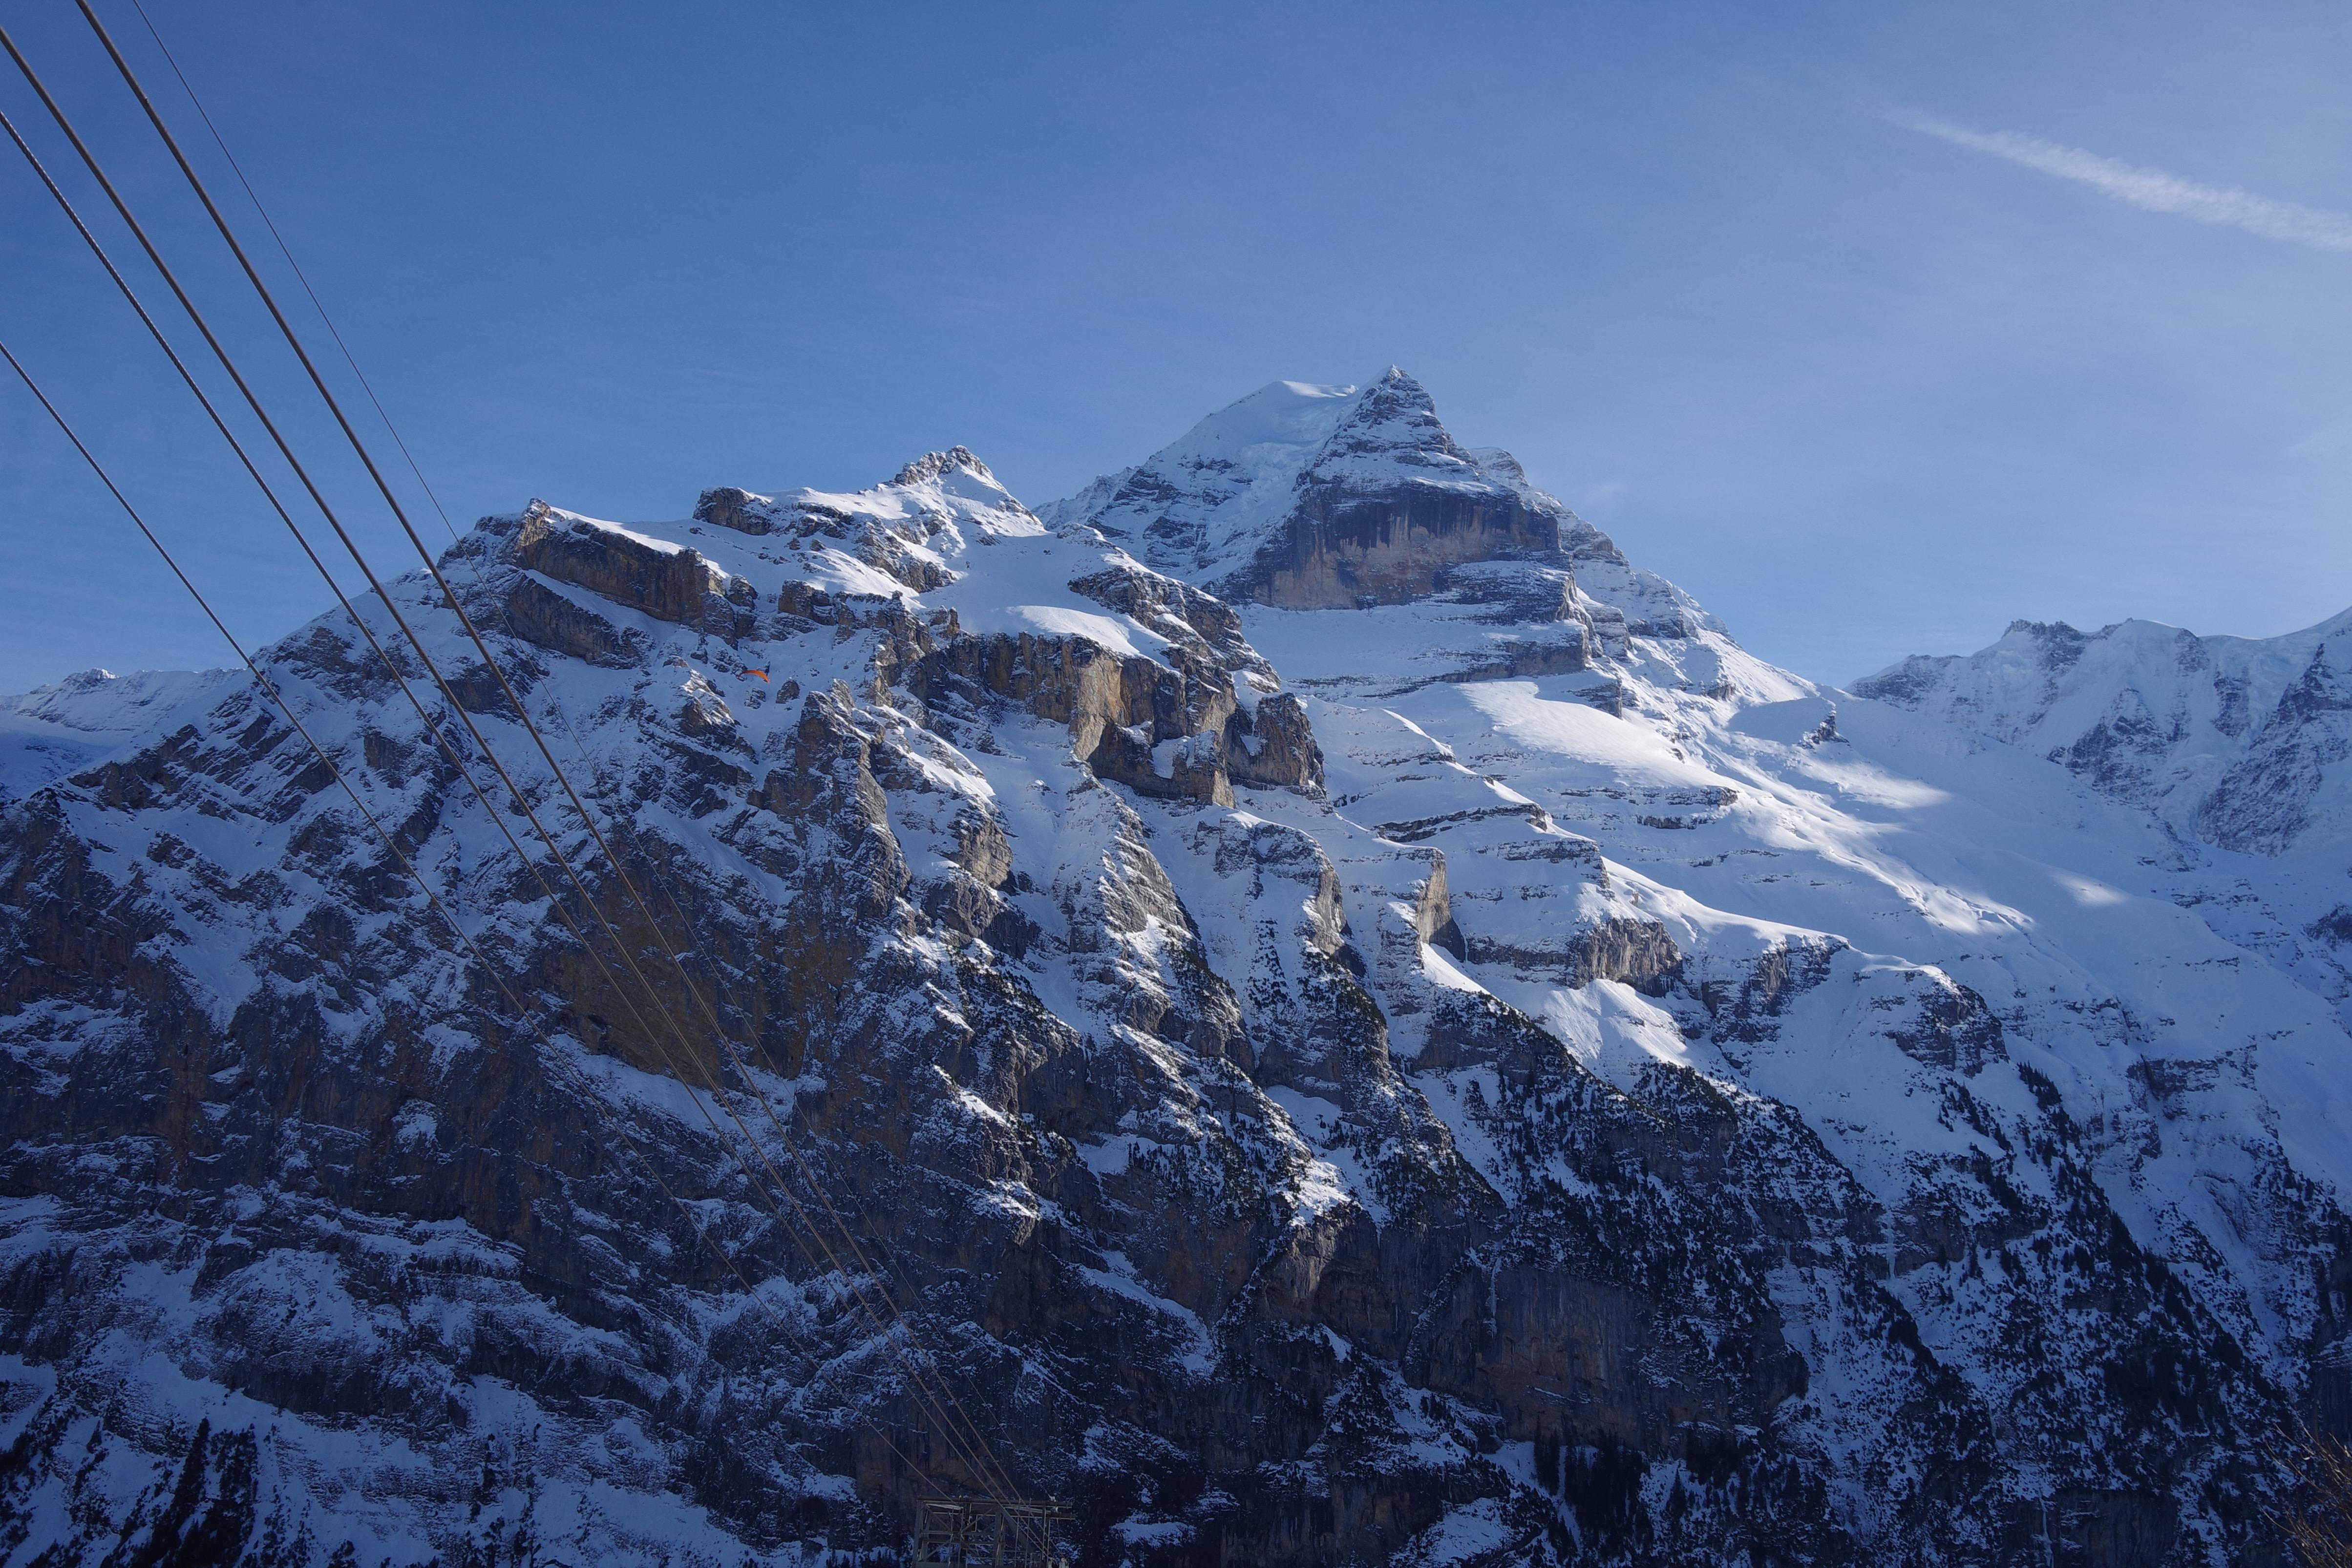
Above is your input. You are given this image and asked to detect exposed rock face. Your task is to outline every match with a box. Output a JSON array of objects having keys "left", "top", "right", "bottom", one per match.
[
  {"left": 1, "top": 376, "right": 2346, "bottom": 1568},
  {"left": 1225, "top": 693, "right": 1323, "bottom": 794},
  {"left": 515, "top": 499, "right": 759, "bottom": 632},
  {"left": 2198, "top": 645, "right": 2352, "bottom": 855},
  {"left": 694, "top": 484, "right": 780, "bottom": 535},
  {"left": 503, "top": 573, "right": 641, "bottom": 666},
  {"left": 1043, "top": 373, "right": 1718, "bottom": 697},
  {"left": 1213, "top": 374, "right": 1563, "bottom": 611},
  {"left": 919, "top": 627, "right": 1244, "bottom": 805}
]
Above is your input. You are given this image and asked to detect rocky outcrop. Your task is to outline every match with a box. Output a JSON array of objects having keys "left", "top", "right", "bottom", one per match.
[
  {"left": 2199, "top": 645, "right": 2352, "bottom": 855},
  {"left": 1878, "top": 969, "right": 2007, "bottom": 1076},
  {"left": 1205, "top": 374, "right": 1564, "bottom": 611},
  {"left": 1220, "top": 483, "right": 1561, "bottom": 611},
  {"left": 693, "top": 484, "right": 778, "bottom": 535},
  {"left": 513, "top": 500, "right": 757, "bottom": 634},
  {"left": 502, "top": 574, "right": 641, "bottom": 666},
  {"left": 1068, "top": 563, "right": 1268, "bottom": 679},
  {"left": 916, "top": 628, "right": 1319, "bottom": 807},
  {"left": 1566, "top": 916, "right": 1682, "bottom": 994},
  {"left": 1224, "top": 693, "right": 1323, "bottom": 794}
]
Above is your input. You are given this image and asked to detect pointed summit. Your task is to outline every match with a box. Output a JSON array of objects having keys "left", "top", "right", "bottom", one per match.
[
  {"left": 1038, "top": 378, "right": 1369, "bottom": 573},
  {"left": 1046, "top": 368, "right": 1620, "bottom": 609},
  {"left": 694, "top": 443, "right": 1039, "bottom": 563},
  {"left": 1296, "top": 367, "right": 1477, "bottom": 491},
  {"left": 890, "top": 444, "right": 1006, "bottom": 493}
]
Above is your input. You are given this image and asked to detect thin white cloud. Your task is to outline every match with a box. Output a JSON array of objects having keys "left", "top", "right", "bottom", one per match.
[{"left": 1891, "top": 109, "right": 2352, "bottom": 254}]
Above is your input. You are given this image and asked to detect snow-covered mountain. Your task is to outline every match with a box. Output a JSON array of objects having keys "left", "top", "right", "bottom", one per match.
[
  {"left": 1, "top": 370, "right": 2345, "bottom": 1568},
  {"left": 1857, "top": 610, "right": 2352, "bottom": 859},
  {"left": 1857, "top": 611, "right": 2352, "bottom": 1035}
]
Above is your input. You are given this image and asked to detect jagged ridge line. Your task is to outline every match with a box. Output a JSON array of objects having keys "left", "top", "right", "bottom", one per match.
[
  {"left": 0, "top": 81, "right": 991, "bottom": 1505},
  {"left": 0, "top": 58, "right": 910, "bottom": 1433},
  {"left": 54, "top": 2, "right": 1025, "bottom": 1500},
  {"left": 0, "top": 98, "right": 811, "bottom": 1311}
]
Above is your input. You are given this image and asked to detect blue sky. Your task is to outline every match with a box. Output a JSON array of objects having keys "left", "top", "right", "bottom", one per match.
[{"left": 4, "top": 0, "right": 2351, "bottom": 688}]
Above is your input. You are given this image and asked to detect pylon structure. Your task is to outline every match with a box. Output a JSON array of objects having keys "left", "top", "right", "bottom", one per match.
[{"left": 913, "top": 1497, "right": 1076, "bottom": 1567}]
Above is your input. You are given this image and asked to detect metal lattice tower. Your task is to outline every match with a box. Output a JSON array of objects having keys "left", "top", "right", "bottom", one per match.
[{"left": 914, "top": 1497, "right": 1075, "bottom": 1567}]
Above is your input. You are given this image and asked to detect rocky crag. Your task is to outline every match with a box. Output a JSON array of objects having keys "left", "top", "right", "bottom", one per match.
[{"left": 1, "top": 371, "right": 2347, "bottom": 1567}]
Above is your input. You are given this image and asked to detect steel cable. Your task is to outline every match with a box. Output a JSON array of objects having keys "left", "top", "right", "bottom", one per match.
[
  {"left": 7, "top": 18, "right": 1021, "bottom": 1501},
  {"left": 71, "top": 0, "right": 1029, "bottom": 1502},
  {"left": 0, "top": 63, "right": 1007, "bottom": 1505},
  {"left": 0, "top": 329, "right": 948, "bottom": 1507}
]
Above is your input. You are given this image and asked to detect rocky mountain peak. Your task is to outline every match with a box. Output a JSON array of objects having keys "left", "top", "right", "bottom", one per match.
[
  {"left": 890, "top": 443, "right": 1000, "bottom": 489},
  {"left": 1036, "top": 376, "right": 1369, "bottom": 576},
  {"left": 2002, "top": 617, "right": 2092, "bottom": 668},
  {"left": 0, "top": 664, "right": 225, "bottom": 731},
  {"left": 1042, "top": 367, "right": 1653, "bottom": 632},
  {"left": 0, "top": 665, "right": 238, "bottom": 805},
  {"left": 1293, "top": 366, "right": 1476, "bottom": 489},
  {"left": 3, "top": 372, "right": 2348, "bottom": 1568}
]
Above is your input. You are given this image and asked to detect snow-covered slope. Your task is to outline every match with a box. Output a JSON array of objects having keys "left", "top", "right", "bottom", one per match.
[
  {"left": 0, "top": 666, "right": 236, "bottom": 802},
  {"left": 1857, "top": 610, "right": 2352, "bottom": 857},
  {"left": 1, "top": 376, "right": 2345, "bottom": 1568},
  {"left": 1856, "top": 612, "right": 2352, "bottom": 1035}
]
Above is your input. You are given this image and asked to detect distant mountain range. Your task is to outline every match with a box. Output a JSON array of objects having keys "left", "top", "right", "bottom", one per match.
[{"left": 1, "top": 369, "right": 2344, "bottom": 1567}]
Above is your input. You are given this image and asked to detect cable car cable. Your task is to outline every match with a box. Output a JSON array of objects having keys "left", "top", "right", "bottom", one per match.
[
  {"left": 0, "top": 79, "right": 1003, "bottom": 1505},
  {"left": 0, "top": 331, "right": 948, "bottom": 1508},
  {"left": 71, "top": 0, "right": 1028, "bottom": 1500},
  {"left": 122, "top": 0, "right": 465, "bottom": 549},
  {"left": 4, "top": 30, "right": 1019, "bottom": 1498}
]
